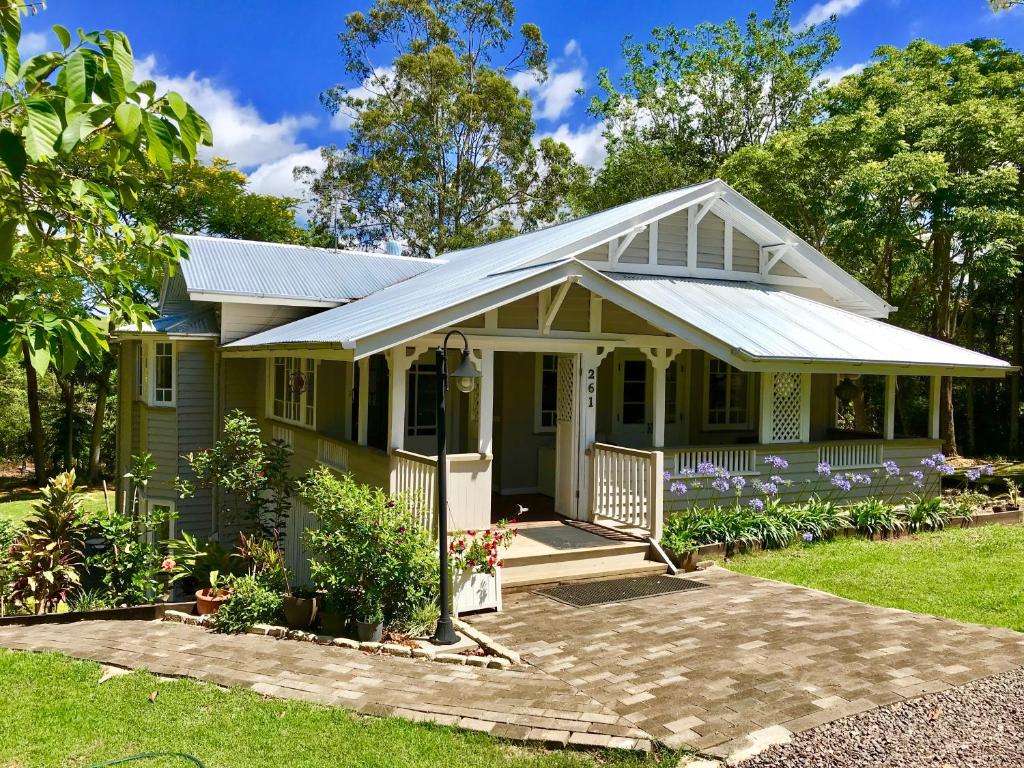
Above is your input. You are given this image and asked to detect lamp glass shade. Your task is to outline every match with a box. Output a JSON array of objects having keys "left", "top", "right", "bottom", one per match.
[{"left": 451, "top": 353, "right": 480, "bottom": 394}]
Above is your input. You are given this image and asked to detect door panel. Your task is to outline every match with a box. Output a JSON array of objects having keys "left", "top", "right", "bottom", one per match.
[{"left": 612, "top": 350, "right": 651, "bottom": 448}]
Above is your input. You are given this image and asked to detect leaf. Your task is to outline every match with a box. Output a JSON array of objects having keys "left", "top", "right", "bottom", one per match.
[
  {"left": 143, "top": 113, "right": 174, "bottom": 172},
  {"left": 23, "top": 99, "right": 62, "bottom": 160},
  {"left": 0, "top": 9, "right": 20, "bottom": 87},
  {"left": 165, "top": 90, "right": 187, "bottom": 120},
  {"left": 64, "top": 51, "right": 90, "bottom": 103},
  {"left": 105, "top": 34, "right": 134, "bottom": 100},
  {"left": 60, "top": 112, "right": 94, "bottom": 153},
  {"left": 26, "top": 326, "right": 52, "bottom": 374},
  {"left": 0, "top": 219, "right": 15, "bottom": 261},
  {"left": 114, "top": 102, "right": 142, "bottom": 138},
  {"left": 0, "top": 129, "right": 27, "bottom": 179},
  {"left": 53, "top": 25, "right": 71, "bottom": 50}
]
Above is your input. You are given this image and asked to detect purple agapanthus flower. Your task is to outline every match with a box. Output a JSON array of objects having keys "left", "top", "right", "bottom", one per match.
[
  {"left": 966, "top": 468, "right": 982, "bottom": 482},
  {"left": 764, "top": 455, "right": 789, "bottom": 470},
  {"left": 983, "top": 464, "right": 995, "bottom": 476},
  {"left": 882, "top": 460, "right": 900, "bottom": 477},
  {"left": 663, "top": 471, "right": 672, "bottom": 481},
  {"left": 769, "top": 475, "right": 784, "bottom": 485},
  {"left": 748, "top": 498, "right": 765, "bottom": 512},
  {"left": 731, "top": 475, "right": 747, "bottom": 490},
  {"left": 802, "top": 532, "right": 814, "bottom": 543},
  {"left": 936, "top": 463, "right": 955, "bottom": 476},
  {"left": 696, "top": 461, "right": 717, "bottom": 476},
  {"left": 909, "top": 469, "right": 925, "bottom": 488},
  {"left": 816, "top": 461, "right": 832, "bottom": 477},
  {"left": 761, "top": 482, "right": 779, "bottom": 496},
  {"left": 669, "top": 481, "right": 689, "bottom": 495},
  {"left": 831, "top": 474, "right": 852, "bottom": 492},
  {"left": 712, "top": 477, "right": 731, "bottom": 493},
  {"left": 851, "top": 473, "right": 872, "bottom": 486}
]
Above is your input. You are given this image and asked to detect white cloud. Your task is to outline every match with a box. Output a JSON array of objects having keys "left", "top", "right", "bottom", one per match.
[
  {"left": 247, "top": 147, "right": 326, "bottom": 201},
  {"left": 541, "top": 122, "right": 606, "bottom": 168},
  {"left": 330, "top": 66, "right": 396, "bottom": 130},
  {"left": 21, "top": 31, "right": 49, "bottom": 56},
  {"left": 135, "top": 54, "right": 317, "bottom": 167},
  {"left": 563, "top": 39, "right": 580, "bottom": 57},
  {"left": 817, "top": 61, "right": 866, "bottom": 85},
  {"left": 513, "top": 65, "right": 586, "bottom": 121},
  {"left": 797, "top": 0, "right": 866, "bottom": 29}
]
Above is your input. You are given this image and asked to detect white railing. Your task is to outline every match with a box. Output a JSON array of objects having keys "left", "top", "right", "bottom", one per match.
[
  {"left": 665, "top": 446, "right": 756, "bottom": 476},
  {"left": 317, "top": 437, "right": 349, "bottom": 471},
  {"left": 390, "top": 450, "right": 437, "bottom": 530},
  {"left": 271, "top": 424, "right": 294, "bottom": 451},
  {"left": 818, "top": 441, "right": 883, "bottom": 470},
  {"left": 591, "top": 443, "right": 664, "bottom": 540}
]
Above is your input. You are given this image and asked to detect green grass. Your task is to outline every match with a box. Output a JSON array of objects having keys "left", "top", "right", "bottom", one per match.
[
  {"left": 726, "top": 524, "right": 1024, "bottom": 632},
  {"left": 0, "top": 488, "right": 110, "bottom": 524},
  {"left": 0, "top": 651, "right": 664, "bottom": 768}
]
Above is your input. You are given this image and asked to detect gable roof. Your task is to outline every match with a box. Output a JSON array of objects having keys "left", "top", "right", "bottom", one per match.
[{"left": 174, "top": 235, "right": 438, "bottom": 306}]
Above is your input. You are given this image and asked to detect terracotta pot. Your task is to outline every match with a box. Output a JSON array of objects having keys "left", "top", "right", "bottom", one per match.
[
  {"left": 195, "top": 588, "right": 229, "bottom": 615},
  {"left": 319, "top": 610, "right": 348, "bottom": 637},
  {"left": 355, "top": 619, "right": 383, "bottom": 643},
  {"left": 283, "top": 594, "right": 319, "bottom": 629}
]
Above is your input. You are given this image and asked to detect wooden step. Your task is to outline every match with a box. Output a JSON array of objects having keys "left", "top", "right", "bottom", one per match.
[
  {"left": 502, "top": 540, "right": 651, "bottom": 568},
  {"left": 503, "top": 559, "right": 667, "bottom": 593}
]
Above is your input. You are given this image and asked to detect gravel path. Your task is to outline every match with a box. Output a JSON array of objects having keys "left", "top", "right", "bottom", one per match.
[{"left": 742, "top": 666, "right": 1024, "bottom": 767}]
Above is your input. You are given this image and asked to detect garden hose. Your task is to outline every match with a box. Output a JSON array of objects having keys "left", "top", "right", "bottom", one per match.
[{"left": 87, "top": 753, "right": 205, "bottom": 767}]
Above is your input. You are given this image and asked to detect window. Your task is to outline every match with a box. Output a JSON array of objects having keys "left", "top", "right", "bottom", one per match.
[
  {"left": 535, "top": 354, "right": 558, "bottom": 432},
  {"left": 270, "top": 357, "right": 316, "bottom": 427},
  {"left": 407, "top": 363, "right": 438, "bottom": 436},
  {"left": 145, "top": 500, "right": 176, "bottom": 544},
  {"left": 665, "top": 361, "right": 677, "bottom": 424},
  {"left": 134, "top": 343, "right": 143, "bottom": 400},
  {"left": 153, "top": 342, "right": 175, "bottom": 404},
  {"left": 621, "top": 359, "right": 647, "bottom": 425},
  {"left": 704, "top": 358, "right": 752, "bottom": 429}
]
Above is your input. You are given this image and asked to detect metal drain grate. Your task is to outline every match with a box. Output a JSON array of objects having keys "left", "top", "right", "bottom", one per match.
[{"left": 536, "top": 575, "right": 710, "bottom": 608}]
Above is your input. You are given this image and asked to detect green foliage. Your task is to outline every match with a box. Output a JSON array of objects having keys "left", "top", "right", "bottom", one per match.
[
  {"left": 779, "top": 496, "right": 850, "bottom": 541},
  {"left": 6, "top": 470, "right": 88, "bottom": 613},
  {"left": 849, "top": 498, "right": 903, "bottom": 538},
  {"left": 67, "top": 588, "right": 109, "bottom": 613},
  {"left": 300, "top": 468, "right": 437, "bottom": 628},
  {"left": 164, "top": 531, "right": 245, "bottom": 592},
  {"left": 302, "top": 0, "right": 588, "bottom": 255},
  {"left": 905, "top": 495, "right": 951, "bottom": 533},
  {"left": 662, "top": 505, "right": 757, "bottom": 557},
  {"left": 84, "top": 502, "right": 175, "bottom": 607},
  {"left": 943, "top": 490, "right": 989, "bottom": 519},
  {"left": 0, "top": 352, "right": 30, "bottom": 461},
  {"left": 399, "top": 600, "right": 440, "bottom": 639},
  {"left": 747, "top": 506, "right": 796, "bottom": 550},
  {"left": 177, "top": 410, "right": 294, "bottom": 540},
  {"left": 586, "top": 0, "right": 838, "bottom": 210},
  {"left": 213, "top": 575, "right": 284, "bottom": 634}
]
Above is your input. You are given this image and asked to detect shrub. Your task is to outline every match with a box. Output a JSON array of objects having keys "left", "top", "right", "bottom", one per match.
[
  {"left": 778, "top": 496, "right": 849, "bottom": 541},
  {"left": 213, "top": 575, "right": 284, "bottom": 634},
  {"left": 663, "top": 506, "right": 757, "bottom": 557},
  {"left": 905, "top": 495, "right": 950, "bottom": 532},
  {"left": 300, "top": 468, "right": 437, "bottom": 629},
  {"left": 747, "top": 503, "right": 796, "bottom": 549},
  {"left": 849, "top": 498, "right": 903, "bottom": 537},
  {"left": 943, "top": 489, "right": 988, "bottom": 519},
  {"left": 661, "top": 512, "right": 702, "bottom": 556}
]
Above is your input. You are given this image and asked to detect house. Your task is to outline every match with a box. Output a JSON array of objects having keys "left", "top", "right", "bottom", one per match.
[{"left": 115, "top": 179, "right": 1012, "bottom": 584}]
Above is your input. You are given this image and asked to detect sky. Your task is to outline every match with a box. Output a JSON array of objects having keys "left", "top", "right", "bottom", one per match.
[{"left": 20, "top": 0, "right": 1024, "bottom": 206}]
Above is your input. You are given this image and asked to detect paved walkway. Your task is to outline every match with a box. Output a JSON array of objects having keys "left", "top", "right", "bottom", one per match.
[{"left": 2, "top": 568, "right": 1023, "bottom": 760}]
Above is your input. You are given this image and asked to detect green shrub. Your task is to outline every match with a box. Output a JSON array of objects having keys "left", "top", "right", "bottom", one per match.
[
  {"left": 779, "top": 496, "right": 849, "bottom": 541},
  {"left": 943, "top": 490, "right": 988, "bottom": 519},
  {"left": 905, "top": 495, "right": 950, "bottom": 532},
  {"left": 663, "top": 505, "right": 757, "bottom": 557},
  {"left": 213, "top": 575, "right": 283, "bottom": 634},
  {"left": 748, "top": 508, "right": 795, "bottom": 549},
  {"left": 300, "top": 468, "right": 437, "bottom": 629},
  {"left": 661, "top": 511, "right": 702, "bottom": 556},
  {"left": 849, "top": 498, "right": 903, "bottom": 537}
]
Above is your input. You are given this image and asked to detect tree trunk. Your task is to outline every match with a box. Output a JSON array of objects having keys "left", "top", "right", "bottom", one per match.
[
  {"left": 21, "top": 341, "right": 46, "bottom": 485},
  {"left": 964, "top": 310, "right": 976, "bottom": 455},
  {"left": 87, "top": 355, "right": 114, "bottom": 484},
  {"left": 58, "top": 375, "right": 75, "bottom": 471},
  {"left": 941, "top": 376, "right": 957, "bottom": 457},
  {"left": 1011, "top": 269, "right": 1023, "bottom": 455}
]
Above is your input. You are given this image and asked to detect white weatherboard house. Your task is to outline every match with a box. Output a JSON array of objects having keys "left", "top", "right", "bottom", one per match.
[{"left": 115, "top": 180, "right": 1012, "bottom": 587}]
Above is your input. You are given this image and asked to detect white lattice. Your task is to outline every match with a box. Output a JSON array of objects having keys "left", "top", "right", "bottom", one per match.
[
  {"left": 557, "top": 356, "right": 575, "bottom": 422},
  {"left": 770, "top": 372, "right": 802, "bottom": 442}
]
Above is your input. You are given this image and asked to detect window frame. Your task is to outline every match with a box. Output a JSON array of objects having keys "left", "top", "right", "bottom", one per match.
[
  {"left": 152, "top": 341, "right": 176, "bottom": 406},
  {"left": 406, "top": 362, "right": 438, "bottom": 438},
  {"left": 533, "top": 353, "right": 558, "bottom": 434},
  {"left": 702, "top": 357, "right": 754, "bottom": 431},
  {"left": 144, "top": 498, "right": 176, "bottom": 544},
  {"left": 134, "top": 342, "right": 144, "bottom": 401},
  {"left": 267, "top": 356, "right": 317, "bottom": 429}
]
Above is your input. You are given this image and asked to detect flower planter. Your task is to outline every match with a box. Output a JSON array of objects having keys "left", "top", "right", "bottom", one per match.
[
  {"left": 283, "top": 595, "right": 319, "bottom": 629},
  {"left": 453, "top": 569, "right": 502, "bottom": 616},
  {"left": 355, "top": 619, "right": 383, "bottom": 642},
  {"left": 195, "top": 588, "right": 229, "bottom": 616}
]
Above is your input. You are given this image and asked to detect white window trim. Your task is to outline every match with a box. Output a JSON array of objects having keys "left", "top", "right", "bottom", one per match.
[
  {"left": 137, "top": 339, "right": 175, "bottom": 408},
  {"left": 266, "top": 356, "right": 318, "bottom": 430},
  {"left": 533, "top": 353, "right": 558, "bottom": 434},
  {"left": 702, "top": 356, "right": 755, "bottom": 431},
  {"left": 406, "top": 362, "right": 438, "bottom": 437},
  {"left": 144, "top": 498, "right": 176, "bottom": 543},
  {"left": 134, "top": 343, "right": 144, "bottom": 401}
]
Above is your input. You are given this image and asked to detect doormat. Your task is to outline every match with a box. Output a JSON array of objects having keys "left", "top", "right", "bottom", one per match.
[{"left": 536, "top": 575, "right": 709, "bottom": 608}]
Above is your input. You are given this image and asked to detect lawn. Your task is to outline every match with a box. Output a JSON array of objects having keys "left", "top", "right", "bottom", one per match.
[
  {"left": 0, "top": 486, "right": 111, "bottom": 524},
  {"left": 0, "top": 651, "right": 663, "bottom": 768},
  {"left": 726, "top": 524, "right": 1024, "bottom": 632}
]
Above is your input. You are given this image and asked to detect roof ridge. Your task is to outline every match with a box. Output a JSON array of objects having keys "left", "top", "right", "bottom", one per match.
[{"left": 174, "top": 233, "right": 441, "bottom": 264}]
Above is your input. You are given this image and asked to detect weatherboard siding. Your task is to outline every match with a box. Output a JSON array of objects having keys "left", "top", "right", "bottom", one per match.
[
  {"left": 220, "top": 303, "right": 315, "bottom": 344},
  {"left": 733, "top": 230, "right": 760, "bottom": 273},
  {"left": 175, "top": 341, "right": 215, "bottom": 539},
  {"left": 657, "top": 210, "right": 689, "bottom": 267},
  {"left": 696, "top": 213, "right": 726, "bottom": 270}
]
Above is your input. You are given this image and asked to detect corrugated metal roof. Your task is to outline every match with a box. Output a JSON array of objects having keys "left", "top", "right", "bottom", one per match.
[
  {"left": 608, "top": 274, "right": 1011, "bottom": 372},
  {"left": 176, "top": 235, "right": 437, "bottom": 303},
  {"left": 116, "top": 305, "right": 218, "bottom": 337}
]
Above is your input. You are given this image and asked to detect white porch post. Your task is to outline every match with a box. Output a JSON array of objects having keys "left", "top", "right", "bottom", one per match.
[
  {"left": 884, "top": 375, "right": 897, "bottom": 441},
  {"left": 578, "top": 348, "right": 607, "bottom": 521},
  {"left": 646, "top": 349, "right": 678, "bottom": 449},
  {"left": 929, "top": 375, "right": 941, "bottom": 440},
  {"left": 357, "top": 357, "right": 369, "bottom": 446},
  {"left": 477, "top": 349, "right": 494, "bottom": 454},
  {"left": 387, "top": 347, "right": 419, "bottom": 453}
]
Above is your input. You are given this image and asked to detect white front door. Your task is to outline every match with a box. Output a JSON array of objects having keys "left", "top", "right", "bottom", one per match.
[
  {"left": 555, "top": 354, "right": 581, "bottom": 519},
  {"left": 612, "top": 350, "right": 651, "bottom": 448}
]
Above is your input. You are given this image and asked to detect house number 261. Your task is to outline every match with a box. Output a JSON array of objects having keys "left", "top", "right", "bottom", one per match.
[{"left": 586, "top": 368, "right": 596, "bottom": 408}]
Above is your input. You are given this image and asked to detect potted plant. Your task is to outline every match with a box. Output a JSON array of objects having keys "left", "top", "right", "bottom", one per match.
[
  {"left": 354, "top": 592, "right": 384, "bottom": 642},
  {"left": 449, "top": 522, "right": 515, "bottom": 616},
  {"left": 318, "top": 592, "right": 351, "bottom": 637},
  {"left": 195, "top": 570, "right": 230, "bottom": 615},
  {"left": 283, "top": 586, "right": 319, "bottom": 629}
]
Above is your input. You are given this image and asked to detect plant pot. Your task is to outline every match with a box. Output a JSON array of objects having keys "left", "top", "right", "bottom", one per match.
[
  {"left": 283, "top": 595, "right": 319, "bottom": 629},
  {"left": 355, "top": 619, "right": 383, "bottom": 642},
  {"left": 319, "top": 610, "right": 348, "bottom": 637},
  {"left": 453, "top": 569, "right": 502, "bottom": 617},
  {"left": 670, "top": 550, "right": 699, "bottom": 572},
  {"left": 195, "top": 588, "right": 229, "bottom": 616}
]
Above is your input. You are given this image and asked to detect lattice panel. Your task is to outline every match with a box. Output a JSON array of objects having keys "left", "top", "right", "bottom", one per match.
[
  {"left": 770, "top": 372, "right": 802, "bottom": 442},
  {"left": 469, "top": 385, "right": 480, "bottom": 424},
  {"left": 557, "top": 355, "right": 576, "bottom": 422}
]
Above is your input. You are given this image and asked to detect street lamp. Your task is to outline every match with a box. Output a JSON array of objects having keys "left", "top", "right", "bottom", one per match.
[{"left": 432, "top": 330, "right": 480, "bottom": 645}]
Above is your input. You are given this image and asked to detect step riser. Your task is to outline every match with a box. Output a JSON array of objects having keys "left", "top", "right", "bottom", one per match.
[
  {"left": 503, "top": 551, "right": 654, "bottom": 581},
  {"left": 503, "top": 542, "right": 651, "bottom": 568},
  {"left": 503, "top": 562, "right": 667, "bottom": 594}
]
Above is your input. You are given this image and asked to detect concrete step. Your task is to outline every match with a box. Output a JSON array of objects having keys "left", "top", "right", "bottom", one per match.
[
  {"left": 502, "top": 540, "right": 651, "bottom": 568},
  {"left": 502, "top": 553, "right": 667, "bottom": 593}
]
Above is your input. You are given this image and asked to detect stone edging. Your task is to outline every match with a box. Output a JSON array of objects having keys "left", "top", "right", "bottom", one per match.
[{"left": 162, "top": 610, "right": 514, "bottom": 669}]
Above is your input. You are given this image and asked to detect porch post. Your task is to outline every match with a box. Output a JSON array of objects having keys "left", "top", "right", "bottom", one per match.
[
  {"left": 477, "top": 349, "right": 494, "bottom": 454},
  {"left": 651, "top": 355, "right": 667, "bottom": 449},
  {"left": 884, "top": 375, "right": 897, "bottom": 441},
  {"left": 578, "top": 348, "right": 607, "bottom": 521},
  {"left": 387, "top": 347, "right": 419, "bottom": 453},
  {"left": 357, "top": 357, "right": 369, "bottom": 446},
  {"left": 928, "top": 375, "right": 941, "bottom": 440}
]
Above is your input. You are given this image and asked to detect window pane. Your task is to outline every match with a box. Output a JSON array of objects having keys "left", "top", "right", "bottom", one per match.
[
  {"left": 665, "top": 363, "right": 677, "bottom": 424},
  {"left": 623, "top": 403, "right": 645, "bottom": 424},
  {"left": 154, "top": 343, "right": 173, "bottom": 402}
]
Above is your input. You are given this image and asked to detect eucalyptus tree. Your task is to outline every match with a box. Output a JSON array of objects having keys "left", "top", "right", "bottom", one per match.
[
  {"left": 0, "top": 3, "right": 211, "bottom": 481},
  {"left": 585, "top": 0, "right": 839, "bottom": 211},
  {"left": 301, "top": 0, "right": 588, "bottom": 257}
]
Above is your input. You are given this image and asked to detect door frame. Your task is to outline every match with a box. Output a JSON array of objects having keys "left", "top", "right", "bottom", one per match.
[{"left": 554, "top": 353, "right": 582, "bottom": 519}]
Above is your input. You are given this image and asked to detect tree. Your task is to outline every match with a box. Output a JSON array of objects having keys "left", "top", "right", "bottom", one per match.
[
  {"left": 300, "top": 0, "right": 588, "bottom": 257},
  {"left": 0, "top": 3, "right": 211, "bottom": 482},
  {"left": 585, "top": 0, "right": 839, "bottom": 211},
  {"left": 722, "top": 39, "right": 1024, "bottom": 455}
]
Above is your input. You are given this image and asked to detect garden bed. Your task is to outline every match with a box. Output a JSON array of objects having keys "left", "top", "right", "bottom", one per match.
[{"left": 0, "top": 600, "right": 195, "bottom": 627}]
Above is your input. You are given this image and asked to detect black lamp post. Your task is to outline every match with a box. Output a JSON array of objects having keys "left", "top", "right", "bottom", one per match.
[{"left": 432, "top": 329, "right": 480, "bottom": 645}]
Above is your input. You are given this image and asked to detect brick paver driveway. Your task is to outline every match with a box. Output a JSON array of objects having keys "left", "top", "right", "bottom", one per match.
[
  {"left": 1, "top": 567, "right": 1023, "bottom": 760},
  {"left": 468, "top": 567, "right": 1024, "bottom": 757}
]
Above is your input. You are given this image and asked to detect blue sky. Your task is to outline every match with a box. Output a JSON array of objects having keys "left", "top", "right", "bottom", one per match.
[{"left": 21, "top": 0, "right": 1024, "bottom": 203}]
